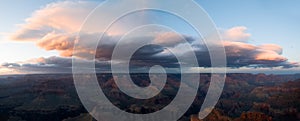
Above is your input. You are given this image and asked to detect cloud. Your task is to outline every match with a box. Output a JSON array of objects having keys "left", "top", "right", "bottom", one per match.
[
  {"left": 6, "top": 1, "right": 298, "bottom": 72},
  {"left": 36, "top": 32, "right": 77, "bottom": 57},
  {"left": 223, "top": 41, "right": 297, "bottom": 68},
  {"left": 28, "top": 56, "right": 72, "bottom": 67},
  {"left": 10, "top": 1, "right": 98, "bottom": 41},
  {"left": 1, "top": 63, "right": 21, "bottom": 68},
  {"left": 0, "top": 57, "right": 70, "bottom": 74},
  {"left": 11, "top": 27, "right": 300, "bottom": 69},
  {"left": 221, "top": 26, "right": 251, "bottom": 42},
  {"left": 258, "top": 44, "right": 283, "bottom": 54},
  {"left": 153, "top": 32, "right": 195, "bottom": 47},
  {"left": 0, "top": 56, "right": 108, "bottom": 74}
]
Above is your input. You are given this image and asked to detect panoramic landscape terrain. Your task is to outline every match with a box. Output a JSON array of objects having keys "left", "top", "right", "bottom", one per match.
[
  {"left": 0, "top": 73, "right": 299, "bottom": 121},
  {"left": 1, "top": 0, "right": 300, "bottom": 121}
]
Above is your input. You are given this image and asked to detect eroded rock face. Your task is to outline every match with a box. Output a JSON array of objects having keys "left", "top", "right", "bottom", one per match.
[
  {"left": 0, "top": 73, "right": 299, "bottom": 121},
  {"left": 234, "top": 112, "right": 272, "bottom": 121}
]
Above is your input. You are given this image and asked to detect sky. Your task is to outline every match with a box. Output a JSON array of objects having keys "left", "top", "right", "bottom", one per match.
[
  {"left": 197, "top": 0, "right": 300, "bottom": 62},
  {"left": 0, "top": 0, "right": 299, "bottom": 75},
  {"left": 0, "top": 0, "right": 59, "bottom": 63}
]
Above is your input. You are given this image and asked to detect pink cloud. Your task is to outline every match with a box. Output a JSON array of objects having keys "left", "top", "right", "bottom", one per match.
[
  {"left": 153, "top": 32, "right": 188, "bottom": 46},
  {"left": 222, "top": 26, "right": 251, "bottom": 42},
  {"left": 222, "top": 41, "right": 297, "bottom": 68},
  {"left": 255, "top": 50, "right": 287, "bottom": 61},
  {"left": 223, "top": 41, "right": 256, "bottom": 56},
  {"left": 37, "top": 32, "right": 75, "bottom": 51},
  {"left": 10, "top": 1, "right": 97, "bottom": 41},
  {"left": 258, "top": 44, "right": 283, "bottom": 54}
]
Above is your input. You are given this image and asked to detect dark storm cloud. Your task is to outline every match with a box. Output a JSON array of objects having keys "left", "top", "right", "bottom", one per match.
[
  {"left": 4, "top": 32, "right": 299, "bottom": 74},
  {"left": 11, "top": 34, "right": 300, "bottom": 72}
]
